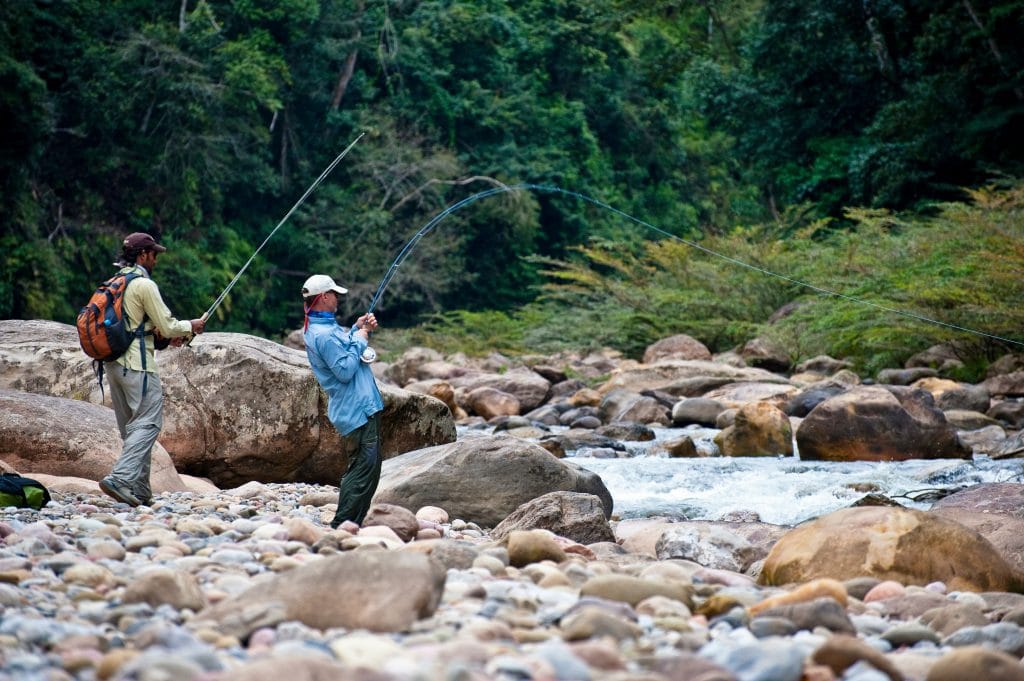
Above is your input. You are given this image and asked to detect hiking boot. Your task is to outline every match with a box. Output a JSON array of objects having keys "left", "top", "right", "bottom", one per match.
[{"left": 99, "top": 477, "right": 141, "bottom": 507}]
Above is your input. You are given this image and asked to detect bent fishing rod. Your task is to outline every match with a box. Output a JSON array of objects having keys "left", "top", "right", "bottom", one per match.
[
  {"left": 365, "top": 182, "right": 1024, "bottom": 349},
  {"left": 201, "top": 132, "right": 365, "bottom": 323}
]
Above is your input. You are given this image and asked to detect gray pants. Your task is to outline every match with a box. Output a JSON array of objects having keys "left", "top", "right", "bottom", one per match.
[{"left": 105, "top": 363, "right": 162, "bottom": 502}]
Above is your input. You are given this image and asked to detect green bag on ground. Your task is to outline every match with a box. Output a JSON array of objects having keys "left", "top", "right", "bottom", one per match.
[{"left": 0, "top": 474, "right": 52, "bottom": 510}]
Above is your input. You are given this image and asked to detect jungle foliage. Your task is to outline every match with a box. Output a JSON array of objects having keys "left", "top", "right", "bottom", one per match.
[{"left": 2, "top": 0, "right": 1022, "bottom": 371}]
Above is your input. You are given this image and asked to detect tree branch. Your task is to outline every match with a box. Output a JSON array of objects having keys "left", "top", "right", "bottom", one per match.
[{"left": 962, "top": 0, "right": 1023, "bottom": 101}]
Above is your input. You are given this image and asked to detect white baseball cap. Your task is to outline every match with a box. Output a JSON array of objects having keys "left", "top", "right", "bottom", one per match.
[{"left": 301, "top": 274, "right": 348, "bottom": 298}]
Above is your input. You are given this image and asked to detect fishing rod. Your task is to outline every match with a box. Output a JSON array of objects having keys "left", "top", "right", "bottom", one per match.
[
  {"left": 364, "top": 182, "right": 1024, "bottom": 349},
  {"left": 201, "top": 132, "right": 365, "bottom": 323}
]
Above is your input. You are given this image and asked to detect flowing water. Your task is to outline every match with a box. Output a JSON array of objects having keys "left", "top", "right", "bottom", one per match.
[{"left": 464, "top": 425, "right": 1024, "bottom": 526}]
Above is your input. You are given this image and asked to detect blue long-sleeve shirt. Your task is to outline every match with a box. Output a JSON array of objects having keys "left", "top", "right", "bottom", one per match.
[{"left": 304, "top": 312, "right": 383, "bottom": 436}]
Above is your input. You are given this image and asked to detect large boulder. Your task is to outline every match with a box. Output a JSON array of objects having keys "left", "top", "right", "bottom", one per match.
[
  {"left": 168, "top": 338, "right": 457, "bottom": 487},
  {"left": 0, "top": 322, "right": 456, "bottom": 488},
  {"left": 373, "top": 435, "right": 613, "bottom": 528},
  {"left": 450, "top": 367, "right": 551, "bottom": 412},
  {"left": 191, "top": 551, "right": 446, "bottom": 638},
  {"left": 760, "top": 506, "right": 1024, "bottom": 593},
  {"left": 0, "top": 389, "right": 188, "bottom": 492},
  {"left": 796, "top": 385, "right": 970, "bottom": 461},
  {"left": 929, "top": 484, "right": 1024, "bottom": 572},
  {"left": 643, "top": 334, "right": 712, "bottom": 364},
  {"left": 714, "top": 401, "right": 793, "bottom": 457},
  {"left": 0, "top": 320, "right": 101, "bottom": 402},
  {"left": 597, "top": 360, "right": 791, "bottom": 397}
]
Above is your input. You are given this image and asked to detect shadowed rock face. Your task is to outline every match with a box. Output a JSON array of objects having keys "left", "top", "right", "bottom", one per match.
[
  {"left": 796, "top": 385, "right": 970, "bottom": 461},
  {"left": 760, "top": 506, "right": 1024, "bottom": 593},
  {"left": 0, "top": 321, "right": 455, "bottom": 488},
  {"left": 374, "top": 435, "right": 613, "bottom": 528}
]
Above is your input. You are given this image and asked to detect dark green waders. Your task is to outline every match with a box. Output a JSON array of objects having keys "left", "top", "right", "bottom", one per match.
[{"left": 331, "top": 412, "right": 382, "bottom": 527}]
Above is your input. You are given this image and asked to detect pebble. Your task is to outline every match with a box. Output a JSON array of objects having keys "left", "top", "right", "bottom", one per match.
[{"left": 2, "top": 483, "right": 1023, "bottom": 681}]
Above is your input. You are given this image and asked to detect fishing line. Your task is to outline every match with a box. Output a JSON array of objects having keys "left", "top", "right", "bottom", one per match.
[
  {"left": 202, "top": 132, "right": 365, "bottom": 322},
  {"left": 367, "top": 182, "right": 1024, "bottom": 349}
]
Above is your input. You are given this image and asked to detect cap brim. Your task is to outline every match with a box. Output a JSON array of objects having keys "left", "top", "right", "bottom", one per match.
[
  {"left": 152, "top": 243, "right": 168, "bottom": 252},
  {"left": 331, "top": 285, "right": 348, "bottom": 295}
]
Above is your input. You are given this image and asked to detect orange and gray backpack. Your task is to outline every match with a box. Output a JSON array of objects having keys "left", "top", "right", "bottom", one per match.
[{"left": 76, "top": 271, "right": 150, "bottom": 395}]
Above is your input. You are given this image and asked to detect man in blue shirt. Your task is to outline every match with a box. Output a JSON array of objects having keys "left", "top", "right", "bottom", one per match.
[{"left": 301, "top": 274, "right": 384, "bottom": 528}]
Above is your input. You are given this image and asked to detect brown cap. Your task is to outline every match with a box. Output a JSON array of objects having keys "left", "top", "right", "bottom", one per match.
[{"left": 123, "top": 232, "right": 167, "bottom": 253}]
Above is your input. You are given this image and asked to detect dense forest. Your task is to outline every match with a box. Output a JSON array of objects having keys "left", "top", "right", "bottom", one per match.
[{"left": 2, "top": 0, "right": 1022, "bottom": 371}]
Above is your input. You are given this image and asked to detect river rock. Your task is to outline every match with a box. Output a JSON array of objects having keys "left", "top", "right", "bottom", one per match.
[
  {"left": 0, "top": 389, "right": 188, "bottom": 493},
  {"left": 739, "top": 336, "right": 791, "bottom": 373},
  {"left": 597, "top": 360, "right": 791, "bottom": 397},
  {"left": 925, "top": 646, "right": 1024, "bottom": 681},
  {"left": 192, "top": 551, "right": 446, "bottom": 638},
  {"left": 672, "top": 398, "right": 728, "bottom": 426},
  {"left": 654, "top": 524, "right": 762, "bottom": 573},
  {"left": 465, "top": 386, "right": 521, "bottom": 418},
  {"left": 643, "top": 334, "right": 712, "bottom": 364},
  {"left": 760, "top": 506, "right": 1024, "bottom": 592},
  {"left": 373, "top": 435, "right": 612, "bottom": 528},
  {"left": 988, "top": 400, "right": 1024, "bottom": 429},
  {"left": 362, "top": 503, "right": 419, "bottom": 542},
  {"left": 598, "top": 389, "right": 670, "bottom": 425},
  {"left": 490, "top": 491, "right": 614, "bottom": 544},
  {"left": 701, "top": 381, "right": 800, "bottom": 409},
  {"left": 382, "top": 346, "right": 445, "bottom": 386},
  {"left": 714, "top": 401, "right": 793, "bottom": 457},
  {"left": 928, "top": 483, "right": 1024, "bottom": 571},
  {"left": 984, "top": 372, "right": 1024, "bottom": 398},
  {"left": 449, "top": 367, "right": 551, "bottom": 412},
  {"left": 796, "top": 385, "right": 970, "bottom": 461}
]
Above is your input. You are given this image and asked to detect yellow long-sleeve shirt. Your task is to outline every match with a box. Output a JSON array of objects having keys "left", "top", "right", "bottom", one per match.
[{"left": 113, "top": 265, "right": 193, "bottom": 373}]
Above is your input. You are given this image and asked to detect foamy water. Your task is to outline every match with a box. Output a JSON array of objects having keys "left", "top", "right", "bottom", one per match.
[{"left": 465, "top": 424, "right": 1024, "bottom": 526}]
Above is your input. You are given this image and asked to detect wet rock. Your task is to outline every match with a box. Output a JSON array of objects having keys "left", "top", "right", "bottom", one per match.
[{"left": 796, "top": 386, "right": 970, "bottom": 461}]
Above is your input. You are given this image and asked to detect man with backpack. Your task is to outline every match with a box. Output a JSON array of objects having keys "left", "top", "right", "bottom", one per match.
[
  {"left": 98, "top": 232, "right": 205, "bottom": 507},
  {"left": 301, "top": 274, "right": 383, "bottom": 528}
]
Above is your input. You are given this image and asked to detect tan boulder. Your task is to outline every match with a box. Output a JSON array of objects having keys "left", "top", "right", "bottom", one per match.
[
  {"left": 450, "top": 367, "right": 551, "bottom": 412},
  {"left": 598, "top": 359, "right": 791, "bottom": 397},
  {"left": 138, "top": 332, "right": 455, "bottom": 487},
  {"left": 701, "top": 381, "right": 800, "bottom": 409},
  {"left": 760, "top": 506, "right": 1024, "bottom": 592},
  {"left": 373, "top": 435, "right": 613, "bottom": 528},
  {"left": 643, "top": 334, "right": 712, "bottom": 364},
  {"left": 714, "top": 401, "right": 793, "bottom": 456},
  {"left": 0, "top": 322, "right": 456, "bottom": 488},
  {"left": 0, "top": 389, "right": 187, "bottom": 493},
  {"left": 381, "top": 346, "right": 445, "bottom": 386},
  {"left": 465, "top": 386, "right": 520, "bottom": 418},
  {"left": 983, "top": 371, "right": 1024, "bottom": 398},
  {"left": 0, "top": 320, "right": 102, "bottom": 402},
  {"left": 796, "top": 385, "right": 970, "bottom": 461},
  {"left": 192, "top": 551, "right": 446, "bottom": 638},
  {"left": 598, "top": 389, "right": 670, "bottom": 425}
]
